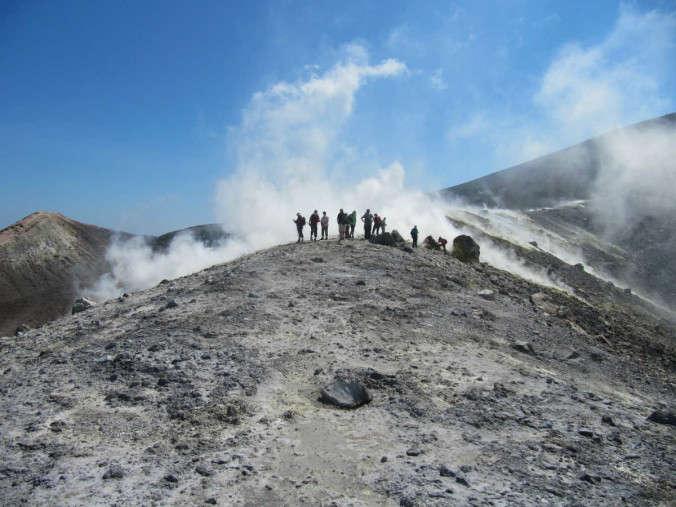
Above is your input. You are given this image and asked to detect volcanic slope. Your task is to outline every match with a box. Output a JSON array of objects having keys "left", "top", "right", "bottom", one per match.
[
  {"left": 440, "top": 112, "right": 676, "bottom": 210},
  {"left": 0, "top": 212, "right": 230, "bottom": 337},
  {"left": 1, "top": 237, "right": 674, "bottom": 506},
  {"left": 0, "top": 212, "right": 119, "bottom": 338}
]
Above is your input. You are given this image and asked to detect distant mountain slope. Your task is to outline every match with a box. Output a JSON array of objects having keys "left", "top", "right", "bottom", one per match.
[
  {"left": 0, "top": 212, "right": 120, "bottom": 336},
  {"left": 0, "top": 213, "right": 230, "bottom": 336},
  {"left": 441, "top": 113, "right": 676, "bottom": 209},
  {"left": 151, "top": 224, "right": 230, "bottom": 253},
  {"left": 440, "top": 113, "right": 676, "bottom": 310}
]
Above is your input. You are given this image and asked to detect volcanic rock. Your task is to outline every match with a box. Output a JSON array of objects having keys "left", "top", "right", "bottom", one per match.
[
  {"left": 452, "top": 235, "right": 480, "bottom": 263},
  {"left": 647, "top": 411, "right": 676, "bottom": 426},
  {"left": 423, "top": 235, "right": 440, "bottom": 250},
  {"left": 320, "top": 378, "right": 372, "bottom": 409},
  {"left": 72, "top": 297, "right": 97, "bottom": 314}
]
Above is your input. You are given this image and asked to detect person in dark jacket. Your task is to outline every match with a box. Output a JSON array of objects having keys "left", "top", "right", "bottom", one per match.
[
  {"left": 309, "top": 210, "right": 320, "bottom": 241},
  {"left": 438, "top": 236, "right": 448, "bottom": 254},
  {"left": 337, "top": 209, "right": 348, "bottom": 240},
  {"left": 410, "top": 225, "right": 419, "bottom": 248},
  {"left": 361, "top": 209, "right": 373, "bottom": 240},
  {"left": 293, "top": 213, "right": 305, "bottom": 243}
]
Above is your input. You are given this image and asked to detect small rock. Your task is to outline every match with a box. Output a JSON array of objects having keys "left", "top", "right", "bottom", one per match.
[
  {"left": 530, "top": 293, "right": 557, "bottom": 314},
  {"left": 579, "top": 473, "right": 601, "bottom": 484},
  {"left": 72, "top": 297, "right": 97, "bottom": 314},
  {"left": 355, "top": 280, "right": 366, "bottom": 286},
  {"left": 166, "top": 299, "right": 178, "bottom": 309},
  {"left": 477, "top": 289, "right": 495, "bottom": 300},
  {"left": 205, "top": 499, "right": 217, "bottom": 505},
  {"left": 406, "top": 449, "right": 423, "bottom": 457},
  {"left": 195, "top": 465, "right": 213, "bottom": 477},
  {"left": 567, "top": 351, "right": 580, "bottom": 360},
  {"left": 248, "top": 293, "right": 259, "bottom": 298},
  {"left": 320, "top": 378, "right": 372, "bottom": 409},
  {"left": 381, "top": 456, "right": 388, "bottom": 463},
  {"left": 102, "top": 465, "right": 124, "bottom": 480},
  {"left": 601, "top": 415, "right": 616, "bottom": 426},
  {"left": 511, "top": 341, "right": 536, "bottom": 356},
  {"left": 311, "top": 257, "right": 324, "bottom": 263},
  {"left": 647, "top": 411, "right": 676, "bottom": 426},
  {"left": 578, "top": 429, "right": 594, "bottom": 438},
  {"left": 455, "top": 476, "right": 469, "bottom": 487},
  {"left": 14, "top": 324, "right": 31, "bottom": 336},
  {"left": 164, "top": 474, "right": 179, "bottom": 483},
  {"left": 440, "top": 465, "right": 455, "bottom": 477}
]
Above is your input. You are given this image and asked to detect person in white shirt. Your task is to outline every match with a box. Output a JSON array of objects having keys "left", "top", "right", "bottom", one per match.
[{"left": 320, "top": 211, "right": 329, "bottom": 240}]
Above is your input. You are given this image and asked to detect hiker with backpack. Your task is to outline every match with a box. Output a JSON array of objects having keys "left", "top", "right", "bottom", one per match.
[
  {"left": 372, "top": 214, "right": 382, "bottom": 236},
  {"left": 320, "top": 211, "right": 329, "bottom": 240},
  {"left": 361, "top": 209, "right": 373, "bottom": 240},
  {"left": 293, "top": 213, "right": 306, "bottom": 243},
  {"left": 410, "top": 225, "right": 419, "bottom": 248},
  {"left": 309, "top": 210, "right": 320, "bottom": 241},
  {"left": 381, "top": 217, "right": 387, "bottom": 234},
  {"left": 337, "top": 208, "right": 348, "bottom": 240},
  {"left": 438, "top": 236, "right": 448, "bottom": 254}
]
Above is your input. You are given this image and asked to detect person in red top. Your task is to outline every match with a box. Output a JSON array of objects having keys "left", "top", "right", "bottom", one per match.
[
  {"left": 309, "top": 210, "right": 320, "bottom": 241},
  {"left": 438, "top": 236, "right": 448, "bottom": 254}
]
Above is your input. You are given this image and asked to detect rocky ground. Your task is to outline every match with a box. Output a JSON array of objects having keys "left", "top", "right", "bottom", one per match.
[{"left": 1, "top": 233, "right": 674, "bottom": 506}]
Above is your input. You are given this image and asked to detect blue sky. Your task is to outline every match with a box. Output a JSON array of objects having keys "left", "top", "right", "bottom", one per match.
[{"left": 2, "top": 0, "right": 675, "bottom": 235}]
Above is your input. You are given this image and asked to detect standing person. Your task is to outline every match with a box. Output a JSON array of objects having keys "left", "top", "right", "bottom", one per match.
[
  {"left": 320, "top": 211, "right": 329, "bottom": 240},
  {"left": 381, "top": 217, "right": 387, "bottom": 234},
  {"left": 337, "top": 208, "right": 347, "bottom": 240},
  {"left": 361, "top": 209, "right": 373, "bottom": 240},
  {"left": 372, "top": 214, "right": 382, "bottom": 236},
  {"left": 349, "top": 210, "right": 357, "bottom": 239},
  {"left": 438, "top": 236, "right": 448, "bottom": 254},
  {"left": 293, "top": 213, "right": 306, "bottom": 243},
  {"left": 410, "top": 225, "right": 419, "bottom": 248},
  {"left": 309, "top": 210, "right": 320, "bottom": 241}
]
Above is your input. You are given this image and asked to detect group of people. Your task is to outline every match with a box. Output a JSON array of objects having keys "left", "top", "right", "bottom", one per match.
[
  {"left": 293, "top": 209, "right": 388, "bottom": 242},
  {"left": 292, "top": 211, "right": 447, "bottom": 253}
]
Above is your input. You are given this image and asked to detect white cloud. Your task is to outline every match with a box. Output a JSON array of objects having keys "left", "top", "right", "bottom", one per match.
[
  {"left": 430, "top": 68, "right": 448, "bottom": 91},
  {"left": 447, "top": 111, "right": 489, "bottom": 139},
  {"left": 216, "top": 46, "right": 408, "bottom": 246},
  {"left": 535, "top": 4, "right": 675, "bottom": 140}
]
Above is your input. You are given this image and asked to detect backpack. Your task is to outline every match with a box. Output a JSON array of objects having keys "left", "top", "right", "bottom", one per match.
[{"left": 300, "top": 216, "right": 306, "bottom": 226}]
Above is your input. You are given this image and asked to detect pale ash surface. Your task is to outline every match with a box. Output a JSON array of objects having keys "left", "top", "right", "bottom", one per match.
[{"left": 0, "top": 238, "right": 674, "bottom": 505}]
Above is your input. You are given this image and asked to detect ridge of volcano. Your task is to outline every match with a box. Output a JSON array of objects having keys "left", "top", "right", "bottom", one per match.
[{"left": 1, "top": 236, "right": 674, "bottom": 505}]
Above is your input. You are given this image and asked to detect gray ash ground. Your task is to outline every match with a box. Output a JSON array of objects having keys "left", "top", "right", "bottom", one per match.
[{"left": 1, "top": 235, "right": 674, "bottom": 506}]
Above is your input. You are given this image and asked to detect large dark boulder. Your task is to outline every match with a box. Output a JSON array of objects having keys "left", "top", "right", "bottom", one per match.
[
  {"left": 390, "top": 230, "right": 406, "bottom": 244},
  {"left": 370, "top": 230, "right": 406, "bottom": 247},
  {"left": 423, "top": 236, "right": 440, "bottom": 250},
  {"left": 320, "top": 378, "right": 372, "bottom": 409},
  {"left": 452, "top": 235, "right": 480, "bottom": 263}
]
